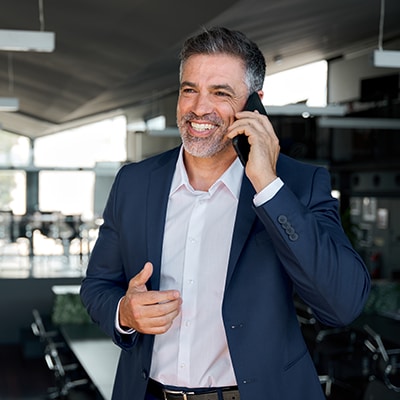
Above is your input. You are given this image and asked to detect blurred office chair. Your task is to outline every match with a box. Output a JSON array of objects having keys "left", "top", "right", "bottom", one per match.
[
  {"left": 363, "top": 380, "right": 400, "bottom": 400},
  {"left": 44, "top": 341, "right": 89, "bottom": 399},
  {"left": 363, "top": 325, "right": 400, "bottom": 396},
  {"left": 295, "top": 297, "right": 363, "bottom": 398},
  {"left": 31, "top": 308, "right": 92, "bottom": 399},
  {"left": 31, "top": 308, "right": 64, "bottom": 348}
]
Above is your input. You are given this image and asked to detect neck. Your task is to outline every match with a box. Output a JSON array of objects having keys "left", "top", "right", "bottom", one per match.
[{"left": 183, "top": 149, "right": 237, "bottom": 191}]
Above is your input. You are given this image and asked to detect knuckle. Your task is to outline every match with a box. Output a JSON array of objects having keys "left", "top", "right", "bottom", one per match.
[{"left": 131, "top": 307, "right": 143, "bottom": 321}]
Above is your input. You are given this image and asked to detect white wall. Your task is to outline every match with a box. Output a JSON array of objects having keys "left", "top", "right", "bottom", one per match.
[{"left": 328, "top": 50, "right": 400, "bottom": 104}]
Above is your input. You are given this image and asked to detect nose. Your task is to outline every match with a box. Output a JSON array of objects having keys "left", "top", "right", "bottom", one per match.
[{"left": 190, "top": 93, "right": 214, "bottom": 116}]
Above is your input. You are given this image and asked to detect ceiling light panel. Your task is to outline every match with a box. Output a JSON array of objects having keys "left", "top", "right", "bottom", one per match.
[{"left": 0, "top": 29, "right": 55, "bottom": 52}]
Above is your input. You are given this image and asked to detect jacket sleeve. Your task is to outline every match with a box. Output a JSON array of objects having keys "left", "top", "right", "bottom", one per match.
[
  {"left": 80, "top": 165, "right": 139, "bottom": 350},
  {"left": 254, "top": 166, "right": 370, "bottom": 327}
]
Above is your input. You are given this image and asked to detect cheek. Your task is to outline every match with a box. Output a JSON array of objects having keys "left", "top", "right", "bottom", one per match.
[
  {"left": 176, "top": 97, "right": 190, "bottom": 118},
  {"left": 219, "top": 100, "right": 240, "bottom": 121},
  {"left": 222, "top": 110, "right": 236, "bottom": 128}
]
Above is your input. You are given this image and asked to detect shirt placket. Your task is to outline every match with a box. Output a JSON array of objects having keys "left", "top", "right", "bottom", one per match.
[{"left": 176, "top": 192, "right": 208, "bottom": 383}]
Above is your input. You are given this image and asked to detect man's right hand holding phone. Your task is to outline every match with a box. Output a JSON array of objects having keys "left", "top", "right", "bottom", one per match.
[{"left": 228, "top": 92, "right": 281, "bottom": 194}]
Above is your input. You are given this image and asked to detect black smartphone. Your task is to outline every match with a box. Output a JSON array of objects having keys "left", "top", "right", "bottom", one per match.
[{"left": 232, "top": 92, "right": 267, "bottom": 166}]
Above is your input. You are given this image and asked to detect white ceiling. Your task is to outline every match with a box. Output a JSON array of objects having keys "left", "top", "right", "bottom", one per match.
[{"left": 0, "top": 0, "right": 399, "bottom": 138}]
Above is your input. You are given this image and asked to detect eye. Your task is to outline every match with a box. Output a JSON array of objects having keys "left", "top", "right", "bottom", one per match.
[
  {"left": 215, "top": 91, "right": 230, "bottom": 97},
  {"left": 181, "top": 88, "right": 195, "bottom": 94},
  {"left": 180, "top": 85, "right": 198, "bottom": 95}
]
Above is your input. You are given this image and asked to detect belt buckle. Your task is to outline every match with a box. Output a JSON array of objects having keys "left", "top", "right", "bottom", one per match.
[{"left": 162, "top": 388, "right": 195, "bottom": 400}]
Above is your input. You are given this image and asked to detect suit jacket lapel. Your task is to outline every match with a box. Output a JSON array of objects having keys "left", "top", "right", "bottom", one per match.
[
  {"left": 146, "top": 148, "right": 180, "bottom": 290},
  {"left": 225, "top": 175, "right": 257, "bottom": 288}
]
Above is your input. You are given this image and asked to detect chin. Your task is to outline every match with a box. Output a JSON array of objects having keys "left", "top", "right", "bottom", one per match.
[{"left": 182, "top": 136, "right": 231, "bottom": 159}]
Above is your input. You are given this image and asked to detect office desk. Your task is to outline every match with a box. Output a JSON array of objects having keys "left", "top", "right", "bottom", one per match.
[
  {"left": 61, "top": 324, "right": 120, "bottom": 400},
  {"left": 52, "top": 285, "right": 81, "bottom": 295}
]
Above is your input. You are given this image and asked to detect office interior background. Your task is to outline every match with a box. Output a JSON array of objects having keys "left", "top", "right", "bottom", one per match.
[{"left": 1, "top": 0, "right": 400, "bottom": 399}]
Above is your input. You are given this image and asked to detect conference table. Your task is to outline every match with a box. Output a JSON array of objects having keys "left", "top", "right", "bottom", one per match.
[{"left": 61, "top": 323, "right": 120, "bottom": 400}]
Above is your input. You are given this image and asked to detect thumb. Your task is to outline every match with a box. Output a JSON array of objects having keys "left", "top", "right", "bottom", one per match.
[{"left": 128, "top": 262, "right": 153, "bottom": 292}]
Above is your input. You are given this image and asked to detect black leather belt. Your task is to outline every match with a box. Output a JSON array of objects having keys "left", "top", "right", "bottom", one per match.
[{"left": 147, "top": 378, "right": 240, "bottom": 400}]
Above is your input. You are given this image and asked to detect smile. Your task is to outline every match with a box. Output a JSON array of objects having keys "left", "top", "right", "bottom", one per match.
[{"left": 190, "top": 122, "right": 216, "bottom": 132}]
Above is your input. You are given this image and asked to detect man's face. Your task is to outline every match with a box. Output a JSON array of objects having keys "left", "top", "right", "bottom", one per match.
[{"left": 177, "top": 53, "right": 249, "bottom": 159}]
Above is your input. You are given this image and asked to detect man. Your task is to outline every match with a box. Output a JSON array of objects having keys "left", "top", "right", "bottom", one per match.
[{"left": 80, "top": 27, "right": 370, "bottom": 400}]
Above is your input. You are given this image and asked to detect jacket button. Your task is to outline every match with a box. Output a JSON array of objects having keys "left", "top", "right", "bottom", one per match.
[
  {"left": 286, "top": 226, "right": 295, "bottom": 235},
  {"left": 278, "top": 215, "right": 287, "bottom": 224},
  {"left": 282, "top": 222, "right": 291, "bottom": 230},
  {"left": 289, "top": 233, "right": 299, "bottom": 241}
]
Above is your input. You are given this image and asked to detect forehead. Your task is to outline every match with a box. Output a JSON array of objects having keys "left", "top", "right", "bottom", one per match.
[{"left": 181, "top": 53, "right": 246, "bottom": 86}]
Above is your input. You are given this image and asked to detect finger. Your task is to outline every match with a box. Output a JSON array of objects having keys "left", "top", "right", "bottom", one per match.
[
  {"left": 136, "top": 289, "right": 181, "bottom": 308},
  {"left": 135, "top": 300, "right": 182, "bottom": 334},
  {"left": 137, "top": 318, "right": 174, "bottom": 335},
  {"left": 234, "top": 110, "right": 274, "bottom": 132},
  {"left": 235, "top": 109, "right": 268, "bottom": 119},
  {"left": 228, "top": 123, "right": 260, "bottom": 143},
  {"left": 128, "top": 262, "right": 153, "bottom": 291},
  {"left": 134, "top": 296, "right": 181, "bottom": 319},
  {"left": 227, "top": 116, "right": 265, "bottom": 138}
]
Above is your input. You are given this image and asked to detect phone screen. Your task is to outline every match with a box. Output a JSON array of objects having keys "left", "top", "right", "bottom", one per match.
[{"left": 232, "top": 92, "right": 267, "bottom": 166}]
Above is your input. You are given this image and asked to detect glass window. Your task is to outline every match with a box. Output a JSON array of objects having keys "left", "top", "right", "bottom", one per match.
[
  {"left": 263, "top": 60, "right": 327, "bottom": 106},
  {"left": 0, "top": 130, "right": 31, "bottom": 167},
  {"left": 34, "top": 116, "right": 127, "bottom": 168},
  {"left": 0, "top": 170, "right": 26, "bottom": 215},
  {"left": 39, "top": 171, "right": 95, "bottom": 218}
]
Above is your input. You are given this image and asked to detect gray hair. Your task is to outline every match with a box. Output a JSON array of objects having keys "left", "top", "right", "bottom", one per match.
[{"left": 179, "top": 26, "right": 266, "bottom": 93}]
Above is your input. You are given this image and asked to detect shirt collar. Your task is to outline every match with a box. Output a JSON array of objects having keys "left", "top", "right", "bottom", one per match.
[{"left": 170, "top": 146, "right": 243, "bottom": 199}]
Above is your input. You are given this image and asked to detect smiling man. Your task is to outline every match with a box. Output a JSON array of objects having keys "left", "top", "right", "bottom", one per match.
[{"left": 80, "top": 27, "right": 370, "bottom": 400}]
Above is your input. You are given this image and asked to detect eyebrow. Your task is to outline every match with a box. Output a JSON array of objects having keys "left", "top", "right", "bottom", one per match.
[{"left": 180, "top": 81, "right": 236, "bottom": 95}]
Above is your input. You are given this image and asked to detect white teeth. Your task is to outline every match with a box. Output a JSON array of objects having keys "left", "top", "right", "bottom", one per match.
[{"left": 191, "top": 122, "right": 215, "bottom": 131}]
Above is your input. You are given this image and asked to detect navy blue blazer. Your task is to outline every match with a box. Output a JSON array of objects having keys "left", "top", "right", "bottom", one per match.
[{"left": 80, "top": 146, "right": 370, "bottom": 400}]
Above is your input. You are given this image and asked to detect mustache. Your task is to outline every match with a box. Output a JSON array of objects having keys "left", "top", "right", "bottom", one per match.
[{"left": 179, "top": 112, "right": 223, "bottom": 126}]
